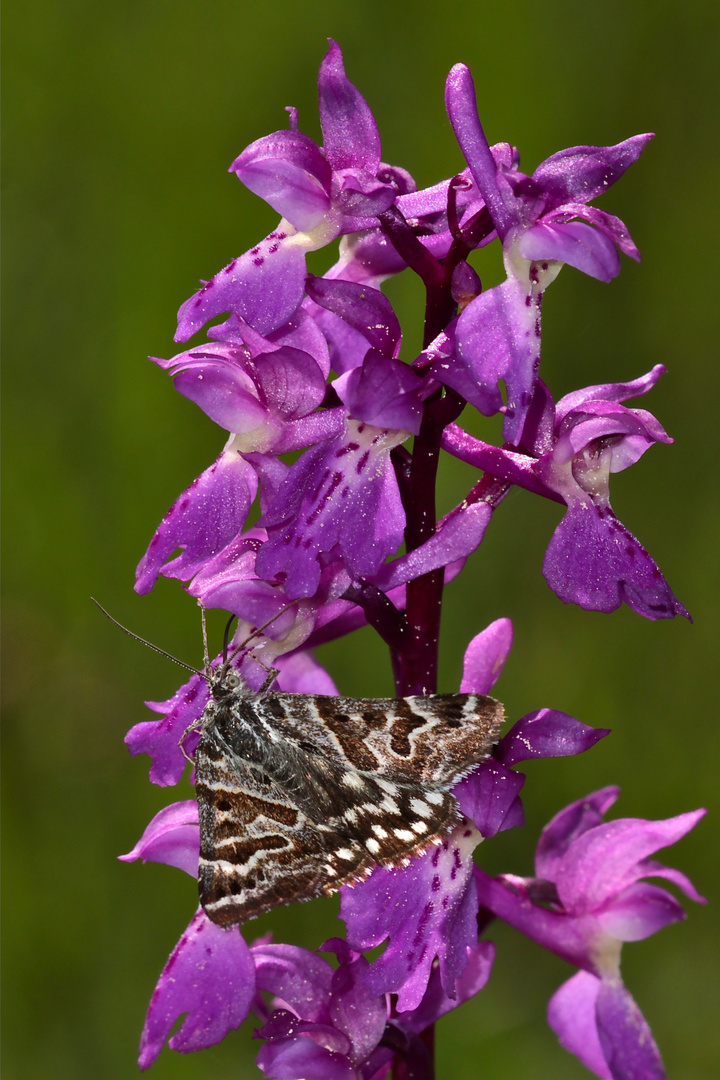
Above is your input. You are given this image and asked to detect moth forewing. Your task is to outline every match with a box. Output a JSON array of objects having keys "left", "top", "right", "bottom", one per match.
[{"left": 193, "top": 680, "right": 503, "bottom": 926}]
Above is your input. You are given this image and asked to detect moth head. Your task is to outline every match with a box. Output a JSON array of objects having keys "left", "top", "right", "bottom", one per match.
[
  {"left": 223, "top": 668, "right": 243, "bottom": 689},
  {"left": 212, "top": 665, "right": 245, "bottom": 698}
]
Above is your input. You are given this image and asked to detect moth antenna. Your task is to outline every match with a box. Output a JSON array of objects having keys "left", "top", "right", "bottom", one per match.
[
  {"left": 91, "top": 598, "right": 208, "bottom": 681},
  {"left": 222, "top": 600, "right": 299, "bottom": 674},
  {"left": 222, "top": 614, "right": 238, "bottom": 665},
  {"left": 201, "top": 606, "right": 212, "bottom": 678}
]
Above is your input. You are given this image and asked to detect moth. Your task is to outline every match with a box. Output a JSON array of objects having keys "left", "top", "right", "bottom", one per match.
[
  {"left": 194, "top": 661, "right": 503, "bottom": 927},
  {"left": 92, "top": 599, "right": 503, "bottom": 928}
]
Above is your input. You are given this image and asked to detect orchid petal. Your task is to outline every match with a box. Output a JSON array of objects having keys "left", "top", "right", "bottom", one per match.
[
  {"left": 252, "top": 942, "right": 334, "bottom": 1023},
  {"left": 555, "top": 810, "right": 706, "bottom": 913},
  {"left": 555, "top": 365, "right": 667, "bottom": 419},
  {"left": 307, "top": 276, "right": 401, "bottom": 358},
  {"left": 548, "top": 971, "right": 612, "bottom": 1079},
  {"left": 125, "top": 673, "right": 209, "bottom": 787},
  {"left": 518, "top": 221, "right": 621, "bottom": 282},
  {"left": 535, "top": 788, "right": 621, "bottom": 880},
  {"left": 256, "top": 1036, "right": 357, "bottom": 1080},
  {"left": 139, "top": 910, "right": 255, "bottom": 1069},
  {"left": 531, "top": 134, "right": 654, "bottom": 209},
  {"left": 454, "top": 759, "right": 525, "bottom": 837},
  {"left": 119, "top": 801, "right": 199, "bottom": 877},
  {"left": 495, "top": 709, "right": 609, "bottom": 767},
  {"left": 135, "top": 449, "right": 257, "bottom": 594},
  {"left": 543, "top": 501, "right": 690, "bottom": 620},
  {"left": 230, "top": 130, "right": 332, "bottom": 231},
  {"left": 176, "top": 228, "right": 311, "bottom": 341},
  {"left": 460, "top": 617, "right": 514, "bottom": 695},
  {"left": 341, "top": 823, "right": 481, "bottom": 1011},
  {"left": 596, "top": 979, "right": 666, "bottom": 1080},
  {"left": 597, "top": 882, "right": 688, "bottom": 941},
  {"left": 319, "top": 41, "right": 381, "bottom": 172}
]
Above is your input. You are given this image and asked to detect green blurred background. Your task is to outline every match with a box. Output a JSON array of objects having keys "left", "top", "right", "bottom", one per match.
[{"left": 3, "top": 1, "right": 718, "bottom": 1077}]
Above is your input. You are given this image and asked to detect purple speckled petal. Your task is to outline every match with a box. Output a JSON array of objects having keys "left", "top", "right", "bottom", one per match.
[
  {"left": 451, "top": 276, "right": 542, "bottom": 445},
  {"left": 252, "top": 942, "right": 334, "bottom": 1023},
  {"left": 138, "top": 909, "right": 255, "bottom": 1070},
  {"left": 257, "top": 421, "right": 407, "bottom": 598},
  {"left": 176, "top": 229, "right": 311, "bottom": 341},
  {"left": 374, "top": 502, "right": 491, "bottom": 591},
  {"left": 460, "top": 618, "right": 514, "bottom": 695},
  {"left": 596, "top": 979, "right": 666, "bottom": 1080},
  {"left": 535, "top": 787, "right": 621, "bottom": 881},
  {"left": 258, "top": 1011, "right": 350, "bottom": 1055},
  {"left": 454, "top": 759, "right": 525, "bottom": 837},
  {"left": 135, "top": 449, "right": 257, "bottom": 594},
  {"left": 399, "top": 942, "right": 495, "bottom": 1034},
  {"left": 548, "top": 972, "right": 612, "bottom": 1079},
  {"left": 556, "top": 402, "right": 671, "bottom": 467},
  {"left": 332, "top": 172, "right": 397, "bottom": 221},
  {"left": 319, "top": 41, "right": 381, "bottom": 173},
  {"left": 306, "top": 276, "right": 401, "bottom": 358},
  {"left": 341, "top": 822, "right": 482, "bottom": 1011},
  {"left": 256, "top": 1036, "right": 357, "bottom": 1080},
  {"left": 125, "top": 673, "right": 209, "bottom": 786},
  {"left": 542, "top": 501, "right": 690, "bottom": 620},
  {"left": 597, "top": 882, "right": 688, "bottom": 942},
  {"left": 304, "top": 295, "right": 375, "bottom": 376},
  {"left": 531, "top": 134, "right": 654, "bottom": 210},
  {"left": 518, "top": 221, "right": 620, "bottom": 282},
  {"left": 230, "top": 130, "right": 332, "bottom": 232},
  {"left": 119, "top": 801, "right": 199, "bottom": 877},
  {"left": 250, "top": 346, "right": 328, "bottom": 420},
  {"left": 554, "top": 810, "right": 706, "bottom": 914},
  {"left": 495, "top": 709, "right": 609, "bottom": 767}
]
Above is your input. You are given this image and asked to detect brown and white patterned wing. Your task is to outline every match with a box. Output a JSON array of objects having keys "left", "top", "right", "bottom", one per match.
[
  {"left": 195, "top": 715, "right": 470, "bottom": 925},
  {"left": 258, "top": 691, "right": 504, "bottom": 785}
]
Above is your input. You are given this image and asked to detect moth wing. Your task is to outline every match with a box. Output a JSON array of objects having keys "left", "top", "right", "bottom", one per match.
[
  {"left": 195, "top": 720, "right": 469, "bottom": 926},
  {"left": 195, "top": 727, "right": 335, "bottom": 925},
  {"left": 264, "top": 691, "right": 504, "bottom": 785}
]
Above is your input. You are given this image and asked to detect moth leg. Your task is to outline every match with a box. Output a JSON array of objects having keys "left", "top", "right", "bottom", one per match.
[
  {"left": 257, "top": 665, "right": 281, "bottom": 696},
  {"left": 179, "top": 717, "right": 204, "bottom": 763}
]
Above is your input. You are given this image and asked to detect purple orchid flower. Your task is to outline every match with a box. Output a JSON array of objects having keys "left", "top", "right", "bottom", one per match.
[
  {"left": 442, "top": 63, "right": 653, "bottom": 443},
  {"left": 340, "top": 622, "right": 608, "bottom": 1011},
  {"left": 127, "top": 511, "right": 493, "bottom": 787},
  {"left": 254, "top": 936, "right": 494, "bottom": 1080},
  {"left": 122, "top": 40, "right": 700, "bottom": 1080},
  {"left": 474, "top": 788, "right": 706, "bottom": 1080},
  {"left": 175, "top": 41, "right": 414, "bottom": 342},
  {"left": 122, "top": 818, "right": 494, "bottom": 1076},
  {"left": 442, "top": 365, "right": 689, "bottom": 619},
  {"left": 135, "top": 313, "right": 346, "bottom": 596},
  {"left": 255, "top": 419, "right": 410, "bottom": 599}
]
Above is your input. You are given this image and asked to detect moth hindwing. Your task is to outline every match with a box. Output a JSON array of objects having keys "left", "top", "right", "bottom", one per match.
[{"left": 194, "top": 672, "right": 503, "bottom": 926}]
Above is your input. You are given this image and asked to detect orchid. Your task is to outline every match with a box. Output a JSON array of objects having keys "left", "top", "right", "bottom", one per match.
[
  {"left": 474, "top": 789, "right": 706, "bottom": 1079},
  {"left": 175, "top": 40, "right": 415, "bottom": 342},
  {"left": 441, "top": 365, "right": 689, "bottom": 618},
  {"left": 120, "top": 39, "right": 702, "bottom": 1080},
  {"left": 443, "top": 63, "right": 652, "bottom": 443}
]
